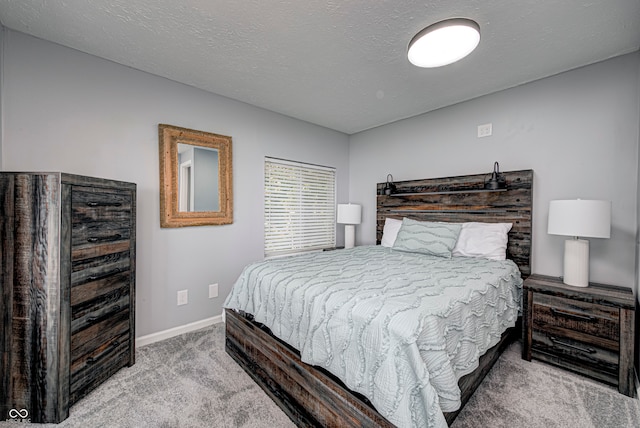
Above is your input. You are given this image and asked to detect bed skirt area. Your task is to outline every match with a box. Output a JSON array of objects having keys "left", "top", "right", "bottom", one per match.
[{"left": 225, "top": 308, "right": 519, "bottom": 427}]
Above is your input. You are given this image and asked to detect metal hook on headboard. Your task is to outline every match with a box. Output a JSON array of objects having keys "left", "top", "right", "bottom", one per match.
[{"left": 383, "top": 174, "right": 396, "bottom": 195}]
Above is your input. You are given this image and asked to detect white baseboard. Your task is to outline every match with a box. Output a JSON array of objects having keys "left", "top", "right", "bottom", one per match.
[{"left": 135, "top": 314, "right": 223, "bottom": 348}]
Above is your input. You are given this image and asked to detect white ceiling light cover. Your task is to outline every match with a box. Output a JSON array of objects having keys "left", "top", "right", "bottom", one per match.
[{"left": 408, "top": 18, "right": 481, "bottom": 68}]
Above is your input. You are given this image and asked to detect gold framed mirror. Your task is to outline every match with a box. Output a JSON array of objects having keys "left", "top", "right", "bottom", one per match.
[{"left": 159, "top": 124, "right": 233, "bottom": 227}]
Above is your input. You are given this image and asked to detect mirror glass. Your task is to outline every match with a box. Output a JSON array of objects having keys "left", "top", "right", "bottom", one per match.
[
  {"left": 159, "top": 124, "right": 233, "bottom": 227},
  {"left": 177, "top": 143, "right": 219, "bottom": 212}
]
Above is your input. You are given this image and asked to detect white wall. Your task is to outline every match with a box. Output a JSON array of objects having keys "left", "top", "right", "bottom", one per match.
[
  {"left": 350, "top": 52, "right": 640, "bottom": 289},
  {"left": 0, "top": 30, "right": 350, "bottom": 337}
]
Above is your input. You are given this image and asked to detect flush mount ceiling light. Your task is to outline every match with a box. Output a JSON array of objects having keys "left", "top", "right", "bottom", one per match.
[{"left": 408, "top": 18, "right": 480, "bottom": 68}]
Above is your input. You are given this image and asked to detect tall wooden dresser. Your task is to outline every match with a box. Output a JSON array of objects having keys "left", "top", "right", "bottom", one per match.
[{"left": 0, "top": 173, "right": 136, "bottom": 423}]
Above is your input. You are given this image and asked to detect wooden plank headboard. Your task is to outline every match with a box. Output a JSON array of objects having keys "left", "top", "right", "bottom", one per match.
[{"left": 376, "top": 169, "right": 533, "bottom": 278}]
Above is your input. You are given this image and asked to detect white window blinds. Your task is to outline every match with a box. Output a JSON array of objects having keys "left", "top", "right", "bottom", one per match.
[{"left": 264, "top": 157, "right": 336, "bottom": 257}]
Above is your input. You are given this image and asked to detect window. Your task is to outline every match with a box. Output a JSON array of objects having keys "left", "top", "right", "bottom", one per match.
[{"left": 264, "top": 157, "right": 336, "bottom": 257}]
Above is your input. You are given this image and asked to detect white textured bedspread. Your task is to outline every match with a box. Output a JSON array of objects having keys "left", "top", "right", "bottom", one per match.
[{"left": 224, "top": 246, "right": 522, "bottom": 427}]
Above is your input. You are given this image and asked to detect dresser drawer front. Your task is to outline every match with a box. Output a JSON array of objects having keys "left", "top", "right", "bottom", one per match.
[
  {"left": 532, "top": 293, "right": 619, "bottom": 341},
  {"left": 72, "top": 188, "right": 133, "bottom": 222},
  {"left": 71, "top": 269, "right": 131, "bottom": 307},
  {"left": 71, "top": 289, "right": 130, "bottom": 334},
  {"left": 71, "top": 188, "right": 133, "bottom": 260},
  {"left": 71, "top": 307, "right": 130, "bottom": 355},
  {"left": 69, "top": 327, "right": 130, "bottom": 405},
  {"left": 71, "top": 320, "right": 129, "bottom": 370},
  {"left": 70, "top": 308, "right": 131, "bottom": 403},
  {"left": 69, "top": 307, "right": 131, "bottom": 403},
  {"left": 71, "top": 251, "right": 131, "bottom": 286},
  {"left": 72, "top": 219, "right": 132, "bottom": 247}
]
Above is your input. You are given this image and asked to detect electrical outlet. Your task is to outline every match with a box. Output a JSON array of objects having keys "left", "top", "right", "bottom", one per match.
[
  {"left": 209, "top": 283, "right": 219, "bottom": 299},
  {"left": 177, "top": 289, "right": 188, "bottom": 306},
  {"left": 477, "top": 123, "right": 493, "bottom": 138}
]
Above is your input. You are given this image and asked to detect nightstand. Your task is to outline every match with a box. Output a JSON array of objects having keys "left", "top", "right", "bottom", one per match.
[{"left": 522, "top": 274, "right": 636, "bottom": 397}]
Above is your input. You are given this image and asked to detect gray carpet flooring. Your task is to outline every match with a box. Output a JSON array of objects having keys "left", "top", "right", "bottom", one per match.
[
  {"left": 452, "top": 342, "right": 640, "bottom": 428},
  {"left": 3, "top": 323, "right": 638, "bottom": 427}
]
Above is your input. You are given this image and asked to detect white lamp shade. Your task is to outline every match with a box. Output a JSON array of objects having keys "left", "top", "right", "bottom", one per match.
[
  {"left": 337, "top": 204, "right": 362, "bottom": 225},
  {"left": 548, "top": 200, "right": 611, "bottom": 239}
]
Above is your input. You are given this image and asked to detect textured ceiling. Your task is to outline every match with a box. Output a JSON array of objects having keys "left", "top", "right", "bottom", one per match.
[{"left": 0, "top": 1, "right": 639, "bottom": 134}]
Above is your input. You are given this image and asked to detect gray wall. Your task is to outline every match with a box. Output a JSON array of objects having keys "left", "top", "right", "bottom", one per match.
[
  {"left": 350, "top": 52, "right": 640, "bottom": 290},
  {"left": 0, "top": 30, "right": 350, "bottom": 337}
]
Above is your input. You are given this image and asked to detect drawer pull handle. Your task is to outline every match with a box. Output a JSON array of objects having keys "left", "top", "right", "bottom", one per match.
[
  {"left": 86, "top": 201, "right": 123, "bottom": 207},
  {"left": 87, "top": 234, "right": 122, "bottom": 243},
  {"left": 85, "top": 305, "right": 122, "bottom": 324},
  {"left": 86, "top": 340, "right": 121, "bottom": 365},
  {"left": 549, "top": 336, "right": 596, "bottom": 354},
  {"left": 88, "top": 268, "right": 122, "bottom": 281},
  {"left": 550, "top": 307, "right": 595, "bottom": 322}
]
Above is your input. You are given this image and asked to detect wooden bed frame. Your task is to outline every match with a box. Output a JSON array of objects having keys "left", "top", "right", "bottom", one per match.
[{"left": 226, "top": 169, "right": 533, "bottom": 427}]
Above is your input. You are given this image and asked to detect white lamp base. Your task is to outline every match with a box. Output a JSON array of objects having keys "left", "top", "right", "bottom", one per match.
[
  {"left": 344, "top": 224, "right": 356, "bottom": 249},
  {"left": 563, "top": 238, "right": 589, "bottom": 287}
]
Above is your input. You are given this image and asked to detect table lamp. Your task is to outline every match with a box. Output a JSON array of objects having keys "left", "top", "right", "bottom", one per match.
[
  {"left": 337, "top": 204, "right": 362, "bottom": 249},
  {"left": 547, "top": 199, "right": 611, "bottom": 287}
]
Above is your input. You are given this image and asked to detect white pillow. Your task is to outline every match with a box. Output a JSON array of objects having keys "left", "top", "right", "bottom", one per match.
[
  {"left": 452, "top": 222, "right": 512, "bottom": 260},
  {"left": 381, "top": 217, "right": 403, "bottom": 247}
]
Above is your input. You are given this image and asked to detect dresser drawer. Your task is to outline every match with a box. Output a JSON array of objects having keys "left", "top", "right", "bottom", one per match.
[
  {"left": 72, "top": 188, "right": 133, "bottom": 222},
  {"left": 71, "top": 269, "right": 131, "bottom": 307},
  {"left": 70, "top": 252, "right": 131, "bottom": 336},
  {"left": 71, "top": 288, "right": 131, "bottom": 334},
  {"left": 71, "top": 188, "right": 132, "bottom": 258},
  {"left": 532, "top": 293, "right": 619, "bottom": 343},
  {"left": 70, "top": 308, "right": 131, "bottom": 401},
  {"left": 71, "top": 306, "right": 130, "bottom": 355},
  {"left": 71, "top": 251, "right": 131, "bottom": 287},
  {"left": 69, "top": 323, "right": 130, "bottom": 405},
  {"left": 72, "top": 219, "right": 132, "bottom": 247}
]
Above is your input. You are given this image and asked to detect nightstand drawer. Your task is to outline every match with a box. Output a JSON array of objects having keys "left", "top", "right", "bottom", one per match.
[
  {"left": 532, "top": 293, "right": 619, "bottom": 343},
  {"left": 531, "top": 331, "right": 618, "bottom": 382}
]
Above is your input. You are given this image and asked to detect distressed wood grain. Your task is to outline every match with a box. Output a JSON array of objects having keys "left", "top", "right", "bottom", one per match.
[
  {"left": 376, "top": 169, "right": 533, "bottom": 277},
  {"left": 523, "top": 274, "right": 636, "bottom": 397},
  {"left": 226, "top": 309, "right": 517, "bottom": 427},
  {"left": 226, "top": 309, "right": 396, "bottom": 428},
  {"left": 0, "top": 172, "right": 136, "bottom": 423}
]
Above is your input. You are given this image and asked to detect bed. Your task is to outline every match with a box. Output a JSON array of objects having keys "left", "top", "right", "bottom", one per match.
[{"left": 225, "top": 169, "right": 533, "bottom": 427}]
